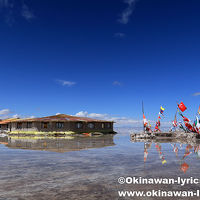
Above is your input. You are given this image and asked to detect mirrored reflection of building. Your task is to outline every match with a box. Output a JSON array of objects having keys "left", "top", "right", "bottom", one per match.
[
  {"left": 0, "top": 135, "right": 8, "bottom": 145},
  {"left": 0, "top": 135, "right": 115, "bottom": 153}
]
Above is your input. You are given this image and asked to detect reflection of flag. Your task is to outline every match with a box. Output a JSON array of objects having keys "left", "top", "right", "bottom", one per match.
[
  {"left": 144, "top": 149, "right": 148, "bottom": 162},
  {"left": 178, "top": 102, "right": 187, "bottom": 112},
  {"left": 162, "top": 160, "right": 167, "bottom": 165},
  {"left": 180, "top": 162, "right": 189, "bottom": 173},
  {"left": 183, "top": 152, "right": 192, "bottom": 159}
]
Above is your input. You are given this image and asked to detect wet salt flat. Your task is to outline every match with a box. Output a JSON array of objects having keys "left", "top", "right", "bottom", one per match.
[{"left": 0, "top": 133, "right": 200, "bottom": 200}]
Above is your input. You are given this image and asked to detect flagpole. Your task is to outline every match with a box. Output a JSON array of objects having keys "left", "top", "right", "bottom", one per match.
[
  {"left": 142, "top": 101, "right": 145, "bottom": 134},
  {"left": 173, "top": 108, "right": 178, "bottom": 132}
]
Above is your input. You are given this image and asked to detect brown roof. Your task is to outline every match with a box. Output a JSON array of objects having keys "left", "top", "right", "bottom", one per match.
[
  {"left": 8, "top": 114, "right": 114, "bottom": 123},
  {"left": 0, "top": 118, "right": 20, "bottom": 125}
]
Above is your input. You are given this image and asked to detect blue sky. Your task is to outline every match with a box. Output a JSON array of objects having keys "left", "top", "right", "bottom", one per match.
[{"left": 0, "top": 0, "right": 200, "bottom": 126}]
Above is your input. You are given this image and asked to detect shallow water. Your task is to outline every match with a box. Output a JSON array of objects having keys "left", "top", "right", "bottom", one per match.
[{"left": 0, "top": 133, "right": 200, "bottom": 200}]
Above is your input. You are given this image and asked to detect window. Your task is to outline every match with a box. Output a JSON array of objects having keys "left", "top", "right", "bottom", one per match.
[
  {"left": 102, "top": 123, "right": 105, "bottom": 129},
  {"left": 76, "top": 122, "right": 83, "bottom": 129},
  {"left": 17, "top": 123, "right": 22, "bottom": 129},
  {"left": 56, "top": 122, "right": 64, "bottom": 129},
  {"left": 107, "top": 123, "right": 111, "bottom": 128},
  {"left": 42, "top": 122, "right": 49, "bottom": 129},
  {"left": 87, "top": 123, "right": 94, "bottom": 129},
  {"left": 27, "top": 122, "right": 32, "bottom": 129}
]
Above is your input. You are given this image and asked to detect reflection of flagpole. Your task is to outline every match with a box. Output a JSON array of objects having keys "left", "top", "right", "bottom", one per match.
[
  {"left": 144, "top": 142, "right": 152, "bottom": 170},
  {"left": 144, "top": 142, "right": 146, "bottom": 169}
]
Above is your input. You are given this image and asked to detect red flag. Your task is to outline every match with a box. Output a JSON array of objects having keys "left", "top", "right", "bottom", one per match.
[
  {"left": 182, "top": 116, "right": 189, "bottom": 122},
  {"left": 178, "top": 102, "right": 187, "bottom": 112},
  {"left": 185, "top": 122, "right": 193, "bottom": 131},
  {"left": 143, "top": 114, "right": 148, "bottom": 126}
]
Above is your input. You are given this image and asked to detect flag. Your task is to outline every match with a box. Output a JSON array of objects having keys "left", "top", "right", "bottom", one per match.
[
  {"left": 160, "top": 106, "right": 165, "bottom": 111},
  {"left": 198, "top": 105, "right": 200, "bottom": 115},
  {"left": 182, "top": 116, "right": 190, "bottom": 122},
  {"left": 148, "top": 121, "right": 151, "bottom": 127},
  {"left": 185, "top": 122, "right": 193, "bottom": 132},
  {"left": 143, "top": 114, "right": 148, "bottom": 126},
  {"left": 173, "top": 112, "right": 177, "bottom": 127},
  {"left": 159, "top": 106, "right": 165, "bottom": 115},
  {"left": 173, "top": 120, "right": 177, "bottom": 127},
  {"left": 178, "top": 102, "right": 187, "bottom": 112},
  {"left": 194, "top": 116, "right": 200, "bottom": 134},
  {"left": 195, "top": 116, "right": 200, "bottom": 127},
  {"left": 156, "top": 120, "right": 160, "bottom": 126},
  {"left": 177, "top": 109, "right": 183, "bottom": 117}
]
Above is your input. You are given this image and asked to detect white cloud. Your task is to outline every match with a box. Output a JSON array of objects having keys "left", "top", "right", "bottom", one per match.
[
  {"left": 75, "top": 111, "right": 172, "bottom": 128},
  {"left": 21, "top": 3, "right": 35, "bottom": 21},
  {"left": 114, "top": 32, "right": 126, "bottom": 38},
  {"left": 56, "top": 79, "right": 76, "bottom": 87},
  {"left": 75, "top": 111, "right": 142, "bottom": 127},
  {"left": 56, "top": 113, "right": 61, "bottom": 115},
  {"left": 0, "top": 0, "right": 34, "bottom": 25},
  {"left": 113, "top": 81, "right": 122, "bottom": 86},
  {"left": 0, "top": 109, "right": 11, "bottom": 115},
  {"left": 29, "top": 116, "right": 35, "bottom": 118},
  {"left": 12, "top": 114, "right": 20, "bottom": 118},
  {"left": 118, "top": 0, "right": 137, "bottom": 24},
  {"left": 193, "top": 92, "right": 200, "bottom": 96},
  {"left": 76, "top": 111, "right": 108, "bottom": 119}
]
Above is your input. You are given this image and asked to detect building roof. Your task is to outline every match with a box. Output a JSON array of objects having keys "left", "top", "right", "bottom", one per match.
[
  {"left": 5, "top": 114, "right": 114, "bottom": 123},
  {"left": 0, "top": 118, "right": 20, "bottom": 125}
]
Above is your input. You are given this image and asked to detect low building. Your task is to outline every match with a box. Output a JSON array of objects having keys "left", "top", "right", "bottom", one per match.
[
  {"left": 0, "top": 114, "right": 115, "bottom": 135},
  {"left": 0, "top": 118, "right": 19, "bottom": 132}
]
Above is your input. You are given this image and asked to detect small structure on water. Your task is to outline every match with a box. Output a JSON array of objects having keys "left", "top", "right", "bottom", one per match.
[
  {"left": 0, "top": 114, "right": 115, "bottom": 136},
  {"left": 136, "top": 101, "right": 200, "bottom": 140}
]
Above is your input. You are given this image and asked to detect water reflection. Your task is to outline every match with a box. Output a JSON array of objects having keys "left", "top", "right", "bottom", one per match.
[
  {"left": 0, "top": 135, "right": 115, "bottom": 153},
  {"left": 1, "top": 134, "right": 200, "bottom": 199},
  {"left": 133, "top": 138, "right": 200, "bottom": 174}
]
